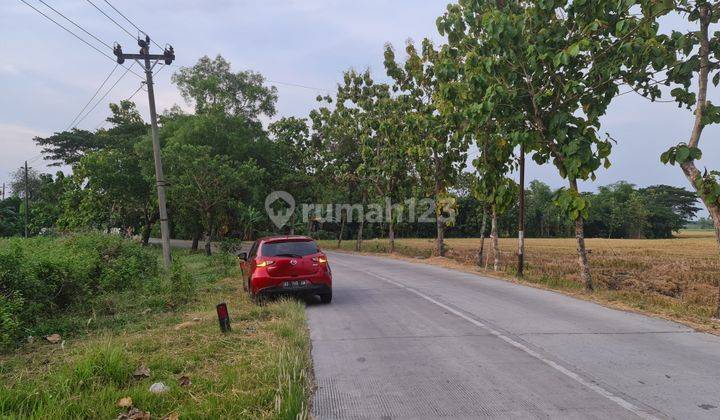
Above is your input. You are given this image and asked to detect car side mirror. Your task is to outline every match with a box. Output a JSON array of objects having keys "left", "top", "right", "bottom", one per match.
[{"left": 237, "top": 252, "right": 247, "bottom": 261}]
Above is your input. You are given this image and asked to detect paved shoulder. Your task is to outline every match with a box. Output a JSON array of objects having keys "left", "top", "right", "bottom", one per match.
[{"left": 307, "top": 251, "right": 720, "bottom": 419}]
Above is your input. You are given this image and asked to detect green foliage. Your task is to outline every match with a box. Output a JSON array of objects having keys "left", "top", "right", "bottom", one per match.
[
  {"left": 32, "top": 129, "right": 105, "bottom": 167},
  {"left": 694, "top": 170, "right": 720, "bottom": 207},
  {"left": 0, "top": 295, "right": 23, "bottom": 348},
  {"left": 553, "top": 188, "right": 590, "bottom": 222},
  {"left": 172, "top": 54, "right": 278, "bottom": 119},
  {"left": 454, "top": 179, "right": 700, "bottom": 240},
  {"left": 167, "top": 260, "right": 195, "bottom": 305},
  {"left": 660, "top": 144, "right": 703, "bottom": 165},
  {"left": 164, "top": 142, "right": 265, "bottom": 246},
  {"left": 0, "top": 197, "right": 22, "bottom": 237},
  {"left": 0, "top": 234, "right": 159, "bottom": 348},
  {"left": 437, "top": 0, "right": 665, "bottom": 223}
]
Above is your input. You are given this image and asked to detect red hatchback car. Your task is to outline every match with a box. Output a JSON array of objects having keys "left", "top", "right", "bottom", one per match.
[{"left": 239, "top": 236, "right": 332, "bottom": 303}]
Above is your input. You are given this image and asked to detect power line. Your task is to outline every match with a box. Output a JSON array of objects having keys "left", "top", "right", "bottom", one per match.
[
  {"left": 67, "top": 63, "right": 119, "bottom": 130},
  {"left": 95, "top": 82, "right": 146, "bottom": 130},
  {"left": 27, "top": 154, "right": 44, "bottom": 164},
  {"left": 153, "top": 63, "right": 167, "bottom": 78},
  {"left": 101, "top": 0, "right": 164, "bottom": 50},
  {"left": 74, "top": 62, "right": 136, "bottom": 128},
  {"left": 37, "top": 0, "right": 112, "bottom": 50},
  {"left": 19, "top": 0, "right": 113, "bottom": 61},
  {"left": 17, "top": 0, "right": 144, "bottom": 80},
  {"left": 166, "top": 62, "right": 332, "bottom": 93},
  {"left": 85, "top": 0, "right": 135, "bottom": 41},
  {"left": 266, "top": 79, "right": 333, "bottom": 93}
]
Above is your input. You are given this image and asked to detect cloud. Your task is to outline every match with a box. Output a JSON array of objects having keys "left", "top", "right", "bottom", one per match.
[{"left": 0, "top": 124, "right": 52, "bottom": 188}]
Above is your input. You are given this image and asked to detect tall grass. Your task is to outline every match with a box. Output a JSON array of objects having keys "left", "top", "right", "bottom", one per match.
[{"left": 0, "top": 247, "right": 312, "bottom": 419}]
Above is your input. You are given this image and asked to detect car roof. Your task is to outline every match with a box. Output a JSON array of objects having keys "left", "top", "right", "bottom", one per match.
[{"left": 258, "top": 235, "right": 315, "bottom": 244}]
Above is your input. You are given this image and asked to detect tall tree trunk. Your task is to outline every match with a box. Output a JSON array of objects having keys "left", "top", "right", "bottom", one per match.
[
  {"left": 191, "top": 228, "right": 201, "bottom": 252},
  {"left": 477, "top": 206, "right": 488, "bottom": 266},
  {"left": 711, "top": 213, "right": 720, "bottom": 319},
  {"left": 337, "top": 210, "right": 345, "bottom": 249},
  {"left": 141, "top": 223, "right": 152, "bottom": 246},
  {"left": 517, "top": 143, "right": 526, "bottom": 277},
  {"left": 677, "top": 4, "right": 720, "bottom": 318},
  {"left": 434, "top": 164, "right": 445, "bottom": 257},
  {"left": 388, "top": 213, "right": 395, "bottom": 253},
  {"left": 569, "top": 179, "right": 593, "bottom": 291},
  {"left": 355, "top": 192, "right": 367, "bottom": 252},
  {"left": 204, "top": 212, "right": 213, "bottom": 256},
  {"left": 355, "top": 219, "right": 364, "bottom": 252},
  {"left": 436, "top": 213, "right": 445, "bottom": 257},
  {"left": 491, "top": 208, "right": 500, "bottom": 271},
  {"left": 204, "top": 233, "right": 212, "bottom": 256}
]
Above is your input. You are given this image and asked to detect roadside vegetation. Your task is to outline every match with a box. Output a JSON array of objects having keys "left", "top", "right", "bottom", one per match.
[
  {"left": 321, "top": 230, "right": 720, "bottom": 331},
  {"left": 0, "top": 235, "right": 311, "bottom": 419},
  {"left": 4, "top": 0, "right": 719, "bottom": 320}
]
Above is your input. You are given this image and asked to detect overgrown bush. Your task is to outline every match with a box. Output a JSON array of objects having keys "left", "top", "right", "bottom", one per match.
[
  {"left": 167, "top": 260, "right": 195, "bottom": 305},
  {"left": 0, "top": 295, "right": 23, "bottom": 348},
  {"left": 0, "top": 233, "right": 160, "bottom": 348}
]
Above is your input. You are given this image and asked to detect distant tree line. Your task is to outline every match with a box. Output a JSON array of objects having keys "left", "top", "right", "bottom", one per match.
[
  {"left": 0, "top": 140, "right": 700, "bottom": 242},
  {"left": 452, "top": 179, "right": 700, "bottom": 240}
]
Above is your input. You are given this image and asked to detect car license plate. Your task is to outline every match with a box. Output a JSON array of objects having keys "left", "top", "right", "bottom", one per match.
[{"left": 283, "top": 280, "right": 307, "bottom": 288}]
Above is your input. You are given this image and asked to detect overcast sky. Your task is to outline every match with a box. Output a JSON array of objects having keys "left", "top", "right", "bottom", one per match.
[{"left": 1, "top": 1, "right": 718, "bottom": 215}]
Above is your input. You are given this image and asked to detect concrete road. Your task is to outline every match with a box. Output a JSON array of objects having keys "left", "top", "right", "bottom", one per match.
[
  {"left": 148, "top": 238, "right": 210, "bottom": 250},
  {"left": 307, "top": 252, "right": 720, "bottom": 419},
  {"left": 148, "top": 238, "right": 248, "bottom": 252}
]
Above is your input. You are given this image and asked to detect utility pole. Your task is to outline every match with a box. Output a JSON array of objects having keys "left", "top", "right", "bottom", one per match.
[
  {"left": 2, "top": 182, "right": 5, "bottom": 200},
  {"left": 114, "top": 36, "right": 174, "bottom": 267},
  {"left": 517, "top": 144, "right": 525, "bottom": 277},
  {"left": 24, "top": 161, "right": 29, "bottom": 238}
]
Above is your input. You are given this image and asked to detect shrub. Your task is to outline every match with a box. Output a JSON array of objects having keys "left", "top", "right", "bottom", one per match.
[
  {"left": 0, "top": 233, "right": 161, "bottom": 347},
  {"left": 0, "top": 295, "right": 23, "bottom": 349},
  {"left": 168, "top": 260, "right": 195, "bottom": 305}
]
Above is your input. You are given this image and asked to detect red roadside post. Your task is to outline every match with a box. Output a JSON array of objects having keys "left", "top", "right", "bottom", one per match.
[{"left": 216, "top": 303, "right": 231, "bottom": 333}]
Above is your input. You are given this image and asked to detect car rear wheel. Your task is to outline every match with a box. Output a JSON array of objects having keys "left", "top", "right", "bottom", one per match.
[{"left": 319, "top": 290, "right": 332, "bottom": 304}]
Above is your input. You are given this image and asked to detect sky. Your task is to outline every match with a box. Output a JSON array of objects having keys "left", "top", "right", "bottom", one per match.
[{"left": 1, "top": 0, "right": 718, "bottom": 216}]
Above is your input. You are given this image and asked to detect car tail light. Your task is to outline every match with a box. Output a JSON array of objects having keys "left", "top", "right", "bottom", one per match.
[
  {"left": 256, "top": 259, "right": 275, "bottom": 267},
  {"left": 312, "top": 256, "right": 328, "bottom": 265}
]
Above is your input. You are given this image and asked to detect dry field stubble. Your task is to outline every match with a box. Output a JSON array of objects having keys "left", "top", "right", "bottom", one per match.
[{"left": 321, "top": 230, "right": 720, "bottom": 331}]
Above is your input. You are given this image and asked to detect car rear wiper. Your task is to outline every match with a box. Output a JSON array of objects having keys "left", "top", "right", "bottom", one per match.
[{"left": 274, "top": 253, "right": 303, "bottom": 258}]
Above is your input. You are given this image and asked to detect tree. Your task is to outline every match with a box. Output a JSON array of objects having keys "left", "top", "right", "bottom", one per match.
[
  {"left": 526, "top": 181, "right": 555, "bottom": 237},
  {"left": 67, "top": 146, "right": 157, "bottom": 242},
  {"left": 0, "top": 197, "right": 22, "bottom": 237},
  {"left": 269, "top": 117, "right": 322, "bottom": 208},
  {"left": 310, "top": 76, "right": 370, "bottom": 249},
  {"left": 33, "top": 129, "right": 102, "bottom": 166},
  {"left": 172, "top": 55, "right": 278, "bottom": 119},
  {"left": 164, "top": 143, "right": 264, "bottom": 255},
  {"left": 332, "top": 70, "right": 412, "bottom": 253},
  {"left": 438, "top": 0, "right": 664, "bottom": 290},
  {"left": 586, "top": 182, "right": 648, "bottom": 239},
  {"left": 52, "top": 101, "right": 157, "bottom": 241},
  {"left": 27, "top": 172, "right": 71, "bottom": 235},
  {"left": 8, "top": 166, "right": 41, "bottom": 200},
  {"left": 652, "top": 0, "right": 720, "bottom": 317},
  {"left": 384, "top": 40, "right": 469, "bottom": 256},
  {"left": 641, "top": 185, "right": 699, "bottom": 238},
  {"left": 167, "top": 58, "right": 284, "bottom": 244}
]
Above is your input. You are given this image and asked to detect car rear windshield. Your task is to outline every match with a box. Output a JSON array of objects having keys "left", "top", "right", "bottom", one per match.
[{"left": 261, "top": 240, "right": 318, "bottom": 257}]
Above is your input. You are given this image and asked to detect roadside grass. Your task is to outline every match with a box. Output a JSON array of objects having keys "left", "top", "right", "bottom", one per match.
[
  {"left": 320, "top": 231, "right": 720, "bottom": 332},
  {"left": 0, "top": 249, "right": 311, "bottom": 419}
]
